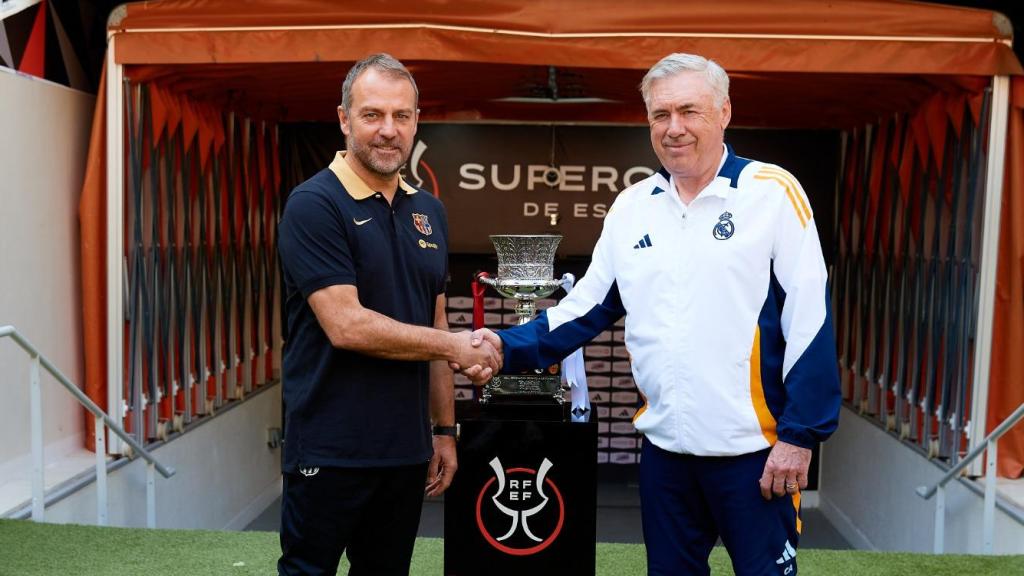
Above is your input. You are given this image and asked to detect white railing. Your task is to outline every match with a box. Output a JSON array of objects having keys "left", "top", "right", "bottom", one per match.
[
  {"left": 0, "top": 325, "right": 175, "bottom": 528},
  {"left": 916, "top": 401, "right": 1024, "bottom": 554}
]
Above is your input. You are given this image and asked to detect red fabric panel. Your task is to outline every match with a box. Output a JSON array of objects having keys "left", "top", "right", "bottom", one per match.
[
  {"left": 149, "top": 84, "right": 169, "bottom": 144},
  {"left": 865, "top": 121, "right": 889, "bottom": 258},
  {"left": 165, "top": 85, "right": 182, "bottom": 136},
  {"left": 907, "top": 155, "right": 924, "bottom": 243},
  {"left": 989, "top": 78, "right": 1024, "bottom": 478},
  {"left": 233, "top": 122, "right": 244, "bottom": 239},
  {"left": 899, "top": 117, "right": 917, "bottom": 205},
  {"left": 271, "top": 128, "right": 281, "bottom": 189},
  {"left": 844, "top": 129, "right": 862, "bottom": 238},
  {"left": 889, "top": 114, "right": 905, "bottom": 169},
  {"left": 197, "top": 103, "right": 215, "bottom": 171},
  {"left": 213, "top": 105, "right": 226, "bottom": 152},
  {"left": 181, "top": 95, "right": 200, "bottom": 153},
  {"left": 877, "top": 118, "right": 896, "bottom": 258},
  {"left": 969, "top": 92, "right": 985, "bottom": 126},
  {"left": 946, "top": 93, "right": 967, "bottom": 140},
  {"left": 924, "top": 93, "right": 948, "bottom": 169},
  {"left": 139, "top": 88, "right": 153, "bottom": 172},
  {"left": 911, "top": 109, "right": 931, "bottom": 168},
  {"left": 79, "top": 60, "right": 108, "bottom": 452},
  {"left": 257, "top": 123, "right": 268, "bottom": 192},
  {"left": 17, "top": 0, "right": 46, "bottom": 77}
]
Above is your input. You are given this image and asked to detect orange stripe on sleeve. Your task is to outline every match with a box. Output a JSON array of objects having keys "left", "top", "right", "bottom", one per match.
[
  {"left": 633, "top": 387, "right": 648, "bottom": 423},
  {"left": 793, "top": 491, "right": 803, "bottom": 534},
  {"left": 759, "top": 167, "right": 813, "bottom": 221},
  {"left": 754, "top": 173, "right": 807, "bottom": 229},
  {"left": 749, "top": 326, "right": 778, "bottom": 445}
]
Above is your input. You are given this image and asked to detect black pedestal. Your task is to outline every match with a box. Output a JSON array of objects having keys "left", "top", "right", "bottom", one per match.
[{"left": 444, "top": 405, "right": 597, "bottom": 576}]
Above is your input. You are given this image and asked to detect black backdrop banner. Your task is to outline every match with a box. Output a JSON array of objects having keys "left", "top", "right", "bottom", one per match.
[
  {"left": 409, "top": 124, "right": 657, "bottom": 255},
  {"left": 282, "top": 123, "right": 839, "bottom": 257},
  {"left": 413, "top": 124, "right": 839, "bottom": 256}
]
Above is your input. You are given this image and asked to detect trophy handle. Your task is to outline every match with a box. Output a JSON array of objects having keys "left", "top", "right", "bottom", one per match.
[{"left": 476, "top": 272, "right": 496, "bottom": 287}]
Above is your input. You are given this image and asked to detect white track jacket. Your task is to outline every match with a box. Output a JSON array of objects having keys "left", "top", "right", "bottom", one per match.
[{"left": 499, "top": 145, "right": 841, "bottom": 456}]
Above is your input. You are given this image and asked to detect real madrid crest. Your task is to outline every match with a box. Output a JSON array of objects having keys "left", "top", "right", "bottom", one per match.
[
  {"left": 412, "top": 213, "right": 432, "bottom": 235},
  {"left": 713, "top": 211, "right": 735, "bottom": 240}
]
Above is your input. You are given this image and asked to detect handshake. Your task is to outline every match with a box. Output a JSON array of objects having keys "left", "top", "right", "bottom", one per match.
[{"left": 447, "top": 328, "right": 503, "bottom": 384}]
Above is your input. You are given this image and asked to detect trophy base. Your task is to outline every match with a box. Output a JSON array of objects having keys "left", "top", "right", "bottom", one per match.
[
  {"left": 476, "top": 399, "right": 569, "bottom": 423},
  {"left": 481, "top": 374, "right": 565, "bottom": 405}
]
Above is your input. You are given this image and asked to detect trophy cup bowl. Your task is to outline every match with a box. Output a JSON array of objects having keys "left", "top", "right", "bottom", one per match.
[
  {"left": 476, "top": 235, "right": 567, "bottom": 404},
  {"left": 479, "top": 278, "right": 562, "bottom": 304}
]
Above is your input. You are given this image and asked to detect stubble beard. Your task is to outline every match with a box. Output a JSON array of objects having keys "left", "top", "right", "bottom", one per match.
[{"left": 350, "top": 136, "right": 410, "bottom": 179}]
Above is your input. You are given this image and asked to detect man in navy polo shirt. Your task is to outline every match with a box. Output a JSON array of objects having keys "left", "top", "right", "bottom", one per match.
[{"left": 276, "top": 53, "right": 501, "bottom": 576}]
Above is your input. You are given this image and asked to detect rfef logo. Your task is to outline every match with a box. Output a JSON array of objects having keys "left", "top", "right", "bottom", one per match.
[{"left": 475, "top": 457, "right": 565, "bottom": 556}]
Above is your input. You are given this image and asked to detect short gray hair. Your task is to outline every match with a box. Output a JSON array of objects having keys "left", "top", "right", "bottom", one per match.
[
  {"left": 639, "top": 53, "right": 730, "bottom": 108},
  {"left": 341, "top": 53, "right": 419, "bottom": 112}
]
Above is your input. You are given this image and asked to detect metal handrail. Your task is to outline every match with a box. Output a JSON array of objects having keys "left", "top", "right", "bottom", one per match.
[
  {"left": 0, "top": 325, "right": 175, "bottom": 527},
  {"left": 916, "top": 401, "right": 1024, "bottom": 554}
]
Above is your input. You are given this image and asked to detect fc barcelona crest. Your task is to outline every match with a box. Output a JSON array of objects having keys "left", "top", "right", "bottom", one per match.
[{"left": 412, "top": 213, "right": 432, "bottom": 235}]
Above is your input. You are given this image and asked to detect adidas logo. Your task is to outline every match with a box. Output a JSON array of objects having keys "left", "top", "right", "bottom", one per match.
[
  {"left": 633, "top": 234, "right": 653, "bottom": 250},
  {"left": 775, "top": 539, "right": 797, "bottom": 566}
]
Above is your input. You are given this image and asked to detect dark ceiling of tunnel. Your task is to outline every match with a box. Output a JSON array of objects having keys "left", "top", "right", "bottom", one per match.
[{"left": 125, "top": 61, "right": 990, "bottom": 129}]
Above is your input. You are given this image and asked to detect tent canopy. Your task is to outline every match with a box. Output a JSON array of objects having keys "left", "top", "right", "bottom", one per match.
[
  {"left": 110, "top": 0, "right": 1020, "bottom": 126},
  {"left": 80, "top": 0, "right": 1024, "bottom": 476}
]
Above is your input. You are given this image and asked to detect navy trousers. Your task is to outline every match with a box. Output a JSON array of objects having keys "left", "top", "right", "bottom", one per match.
[
  {"left": 278, "top": 463, "right": 429, "bottom": 576},
  {"left": 640, "top": 441, "right": 801, "bottom": 576}
]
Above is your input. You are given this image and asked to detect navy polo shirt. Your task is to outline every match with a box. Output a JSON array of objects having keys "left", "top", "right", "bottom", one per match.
[{"left": 277, "top": 151, "right": 449, "bottom": 472}]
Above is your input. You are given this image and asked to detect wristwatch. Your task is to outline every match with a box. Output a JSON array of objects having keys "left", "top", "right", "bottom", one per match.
[{"left": 432, "top": 424, "right": 460, "bottom": 441}]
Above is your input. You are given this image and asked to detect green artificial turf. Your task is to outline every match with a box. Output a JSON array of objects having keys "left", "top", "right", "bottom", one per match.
[{"left": 1, "top": 519, "right": 1022, "bottom": 575}]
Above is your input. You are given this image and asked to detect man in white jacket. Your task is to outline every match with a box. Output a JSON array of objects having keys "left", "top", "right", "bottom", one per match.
[{"left": 458, "top": 53, "right": 840, "bottom": 576}]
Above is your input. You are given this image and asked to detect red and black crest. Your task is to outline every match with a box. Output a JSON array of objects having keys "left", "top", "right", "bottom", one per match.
[{"left": 412, "top": 213, "right": 432, "bottom": 235}]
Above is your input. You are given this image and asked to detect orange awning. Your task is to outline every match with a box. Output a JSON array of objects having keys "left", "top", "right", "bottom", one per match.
[
  {"left": 105, "top": 0, "right": 1020, "bottom": 126},
  {"left": 110, "top": 0, "right": 1018, "bottom": 73}
]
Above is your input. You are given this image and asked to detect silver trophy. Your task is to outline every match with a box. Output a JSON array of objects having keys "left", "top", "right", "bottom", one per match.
[{"left": 477, "top": 234, "right": 569, "bottom": 404}]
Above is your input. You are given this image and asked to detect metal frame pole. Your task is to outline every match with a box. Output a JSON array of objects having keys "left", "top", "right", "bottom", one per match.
[
  {"left": 106, "top": 34, "right": 126, "bottom": 455},
  {"left": 968, "top": 75, "right": 1010, "bottom": 475},
  {"left": 94, "top": 415, "right": 108, "bottom": 525},
  {"left": 934, "top": 484, "right": 946, "bottom": 553},
  {"left": 30, "top": 354, "right": 44, "bottom": 522},
  {"left": 146, "top": 462, "right": 156, "bottom": 528},
  {"left": 983, "top": 438, "right": 997, "bottom": 553}
]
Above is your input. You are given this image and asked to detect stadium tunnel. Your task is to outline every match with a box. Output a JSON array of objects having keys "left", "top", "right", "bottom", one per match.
[{"left": 76, "top": 0, "right": 1024, "bottom": 512}]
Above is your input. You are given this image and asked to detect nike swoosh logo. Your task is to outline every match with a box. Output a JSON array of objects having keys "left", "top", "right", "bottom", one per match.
[{"left": 353, "top": 217, "right": 373, "bottom": 226}]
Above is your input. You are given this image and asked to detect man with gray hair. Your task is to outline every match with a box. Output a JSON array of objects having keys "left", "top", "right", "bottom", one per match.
[
  {"left": 277, "top": 53, "right": 501, "bottom": 575},
  {"left": 459, "top": 53, "right": 840, "bottom": 575}
]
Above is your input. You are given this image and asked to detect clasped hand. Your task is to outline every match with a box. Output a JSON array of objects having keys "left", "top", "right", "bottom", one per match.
[{"left": 448, "top": 329, "right": 503, "bottom": 384}]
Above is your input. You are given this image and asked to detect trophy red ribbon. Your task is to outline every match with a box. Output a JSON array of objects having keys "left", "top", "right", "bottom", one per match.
[{"left": 472, "top": 272, "right": 490, "bottom": 330}]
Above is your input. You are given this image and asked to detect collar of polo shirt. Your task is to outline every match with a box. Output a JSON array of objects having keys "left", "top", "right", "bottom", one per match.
[
  {"left": 328, "top": 151, "right": 418, "bottom": 200},
  {"left": 665, "top": 143, "right": 734, "bottom": 202}
]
